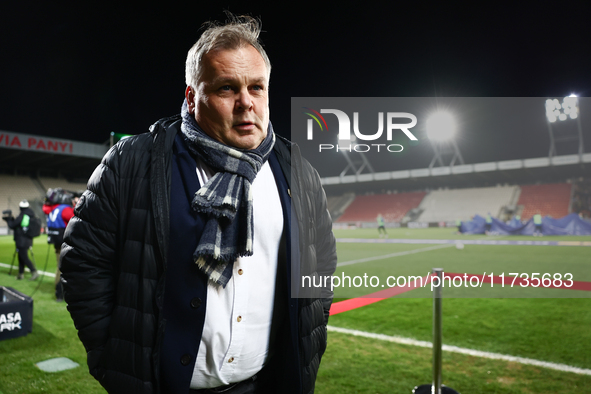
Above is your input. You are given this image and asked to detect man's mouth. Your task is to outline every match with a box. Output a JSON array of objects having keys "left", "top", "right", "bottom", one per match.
[{"left": 234, "top": 121, "right": 256, "bottom": 131}]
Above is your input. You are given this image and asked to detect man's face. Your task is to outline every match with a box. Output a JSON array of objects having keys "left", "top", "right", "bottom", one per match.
[{"left": 187, "top": 45, "right": 270, "bottom": 150}]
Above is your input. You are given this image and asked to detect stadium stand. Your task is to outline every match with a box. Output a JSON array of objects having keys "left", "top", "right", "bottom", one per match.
[
  {"left": 572, "top": 178, "right": 591, "bottom": 219},
  {"left": 337, "top": 191, "right": 426, "bottom": 223},
  {"left": 0, "top": 175, "right": 44, "bottom": 214},
  {"left": 0, "top": 175, "right": 47, "bottom": 234},
  {"left": 417, "top": 186, "right": 518, "bottom": 223},
  {"left": 517, "top": 182, "right": 572, "bottom": 220},
  {"left": 0, "top": 175, "right": 89, "bottom": 234},
  {"left": 327, "top": 192, "right": 355, "bottom": 222}
]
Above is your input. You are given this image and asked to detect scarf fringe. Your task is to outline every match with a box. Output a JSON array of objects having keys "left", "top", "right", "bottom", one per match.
[{"left": 180, "top": 99, "right": 274, "bottom": 287}]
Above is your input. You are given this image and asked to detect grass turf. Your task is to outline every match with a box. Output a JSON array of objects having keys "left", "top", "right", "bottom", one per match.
[
  {"left": 332, "top": 241, "right": 591, "bottom": 298},
  {"left": 333, "top": 226, "right": 591, "bottom": 242},
  {"left": 0, "top": 235, "right": 105, "bottom": 393},
  {"left": 1, "top": 229, "right": 590, "bottom": 393},
  {"left": 317, "top": 331, "right": 591, "bottom": 394}
]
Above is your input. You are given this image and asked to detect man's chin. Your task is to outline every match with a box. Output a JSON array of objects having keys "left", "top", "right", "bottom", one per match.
[
  {"left": 230, "top": 131, "right": 266, "bottom": 150},
  {"left": 235, "top": 139, "right": 263, "bottom": 150}
]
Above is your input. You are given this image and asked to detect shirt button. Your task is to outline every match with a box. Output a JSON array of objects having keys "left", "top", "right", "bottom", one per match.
[
  {"left": 180, "top": 354, "right": 192, "bottom": 366},
  {"left": 237, "top": 316, "right": 242, "bottom": 322},
  {"left": 190, "top": 298, "right": 202, "bottom": 309},
  {"left": 238, "top": 269, "right": 243, "bottom": 275},
  {"left": 228, "top": 357, "right": 234, "bottom": 363}
]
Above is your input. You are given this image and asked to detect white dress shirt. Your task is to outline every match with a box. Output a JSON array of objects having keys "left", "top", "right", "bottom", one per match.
[{"left": 190, "top": 158, "right": 284, "bottom": 389}]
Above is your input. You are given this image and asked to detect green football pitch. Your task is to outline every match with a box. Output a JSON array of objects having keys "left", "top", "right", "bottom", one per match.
[
  {"left": 0, "top": 229, "right": 590, "bottom": 393},
  {"left": 321, "top": 228, "right": 591, "bottom": 393}
]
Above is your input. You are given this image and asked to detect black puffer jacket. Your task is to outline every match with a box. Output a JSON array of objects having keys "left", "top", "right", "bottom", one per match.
[{"left": 61, "top": 115, "right": 337, "bottom": 394}]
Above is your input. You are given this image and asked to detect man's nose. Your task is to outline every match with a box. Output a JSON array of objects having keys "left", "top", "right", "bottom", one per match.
[{"left": 236, "top": 88, "right": 252, "bottom": 110}]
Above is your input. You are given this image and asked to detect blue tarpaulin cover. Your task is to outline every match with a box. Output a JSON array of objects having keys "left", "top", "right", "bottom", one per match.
[{"left": 460, "top": 213, "right": 591, "bottom": 236}]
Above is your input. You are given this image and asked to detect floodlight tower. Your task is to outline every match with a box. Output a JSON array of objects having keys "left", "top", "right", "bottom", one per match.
[
  {"left": 337, "top": 134, "right": 376, "bottom": 177},
  {"left": 426, "top": 111, "right": 464, "bottom": 169},
  {"left": 545, "top": 95, "right": 585, "bottom": 158}
]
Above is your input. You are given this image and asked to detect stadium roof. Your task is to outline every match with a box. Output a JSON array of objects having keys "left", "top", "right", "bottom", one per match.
[
  {"left": 320, "top": 154, "right": 591, "bottom": 195},
  {"left": 0, "top": 130, "right": 107, "bottom": 180}
]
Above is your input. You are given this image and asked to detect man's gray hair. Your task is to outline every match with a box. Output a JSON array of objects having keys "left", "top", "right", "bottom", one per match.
[{"left": 185, "top": 14, "right": 271, "bottom": 89}]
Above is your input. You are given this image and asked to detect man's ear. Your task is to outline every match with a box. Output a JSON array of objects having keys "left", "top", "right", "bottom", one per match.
[{"left": 185, "top": 86, "right": 196, "bottom": 114}]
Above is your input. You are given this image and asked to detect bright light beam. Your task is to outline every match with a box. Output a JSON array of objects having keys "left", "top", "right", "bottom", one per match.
[{"left": 426, "top": 111, "right": 457, "bottom": 142}]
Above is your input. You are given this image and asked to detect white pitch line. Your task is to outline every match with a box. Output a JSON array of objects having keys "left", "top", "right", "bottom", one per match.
[
  {"left": 328, "top": 325, "right": 591, "bottom": 376},
  {"left": 337, "top": 244, "right": 453, "bottom": 267},
  {"left": 0, "top": 262, "right": 55, "bottom": 278}
]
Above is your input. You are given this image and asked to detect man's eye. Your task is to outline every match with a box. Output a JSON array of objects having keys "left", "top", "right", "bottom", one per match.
[
  {"left": 220, "top": 85, "right": 232, "bottom": 91},
  {"left": 252, "top": 85, "right": 263, "bottom": 91}
]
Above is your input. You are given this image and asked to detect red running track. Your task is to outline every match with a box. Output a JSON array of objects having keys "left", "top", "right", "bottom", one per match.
[
  {"left": 330, "top": 274, "right": 432, "bottom": 316},
  {"left": 329, "top": 273, "right": 591, "bottom": 316}
]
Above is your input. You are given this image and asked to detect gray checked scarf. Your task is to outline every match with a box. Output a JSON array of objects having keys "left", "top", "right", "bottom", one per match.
[{"left": 180, "top": 100, "right": 276, "bottom": 287}]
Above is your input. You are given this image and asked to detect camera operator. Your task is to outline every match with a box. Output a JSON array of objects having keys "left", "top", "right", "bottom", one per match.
[
  {"left": 43, "top": 189, "right": 79, "bottom": 301},
  {"left": 2, "top": 200, "right": 39, "bottom": 280}
]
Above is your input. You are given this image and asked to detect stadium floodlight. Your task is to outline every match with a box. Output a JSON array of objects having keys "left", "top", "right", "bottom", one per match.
[
  {"left": 545, "top": 95, "right": 584, "bottom": 157},
  {"left": 426, "top": 111, "right": 457, "bottom": 142},
  {"left": 546, "top": 95, "right": 579, "bottom": 123},
  {"left": 425, "top": 111, "right": 464, "bottom": 169}
]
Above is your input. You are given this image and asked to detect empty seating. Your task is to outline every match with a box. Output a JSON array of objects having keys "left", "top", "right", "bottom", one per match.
[
  {"left": 327, "top": 193, "right": 355, "bottom": 221},
  {"left": 0, "top": 175, "right": 89, "bottom": 233},
  {"left": 571, "top": 179, "right": 591, "bottom": 219},
  {"left": 417, "top": 186, "right": 517, "bottom": 222},
  {"left": 0, "top": 175, "right": 42, "bottom": 215},
  {"left": 337, "top": 192, "right": 426, "bottom": 223},
  {"left": 518, "top": 183, "right": 572, "bottom": 220}
]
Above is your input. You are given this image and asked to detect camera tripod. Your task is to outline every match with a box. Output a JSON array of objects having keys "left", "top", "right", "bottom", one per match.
[
  {"left": 7, "top": 246, "right": 36, "bottom": 277},
  {"left": 8, "top": 244, "right": 53, "bottom": 297}
]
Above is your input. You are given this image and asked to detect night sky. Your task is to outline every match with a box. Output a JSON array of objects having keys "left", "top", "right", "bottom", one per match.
[{"left": 1, "top": 2, "right": 590, "bottom": 164}]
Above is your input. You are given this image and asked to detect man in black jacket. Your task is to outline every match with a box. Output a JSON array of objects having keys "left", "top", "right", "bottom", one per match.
[
  {"left": 61, "top": 14, "right": 336, "bottom": 394},
  {"left": 3, "top": 200, "right": 39, "bottom": 280}
]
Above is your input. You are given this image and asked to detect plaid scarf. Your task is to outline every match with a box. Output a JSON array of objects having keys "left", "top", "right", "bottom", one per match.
[{"left": 180, "top": 100, "right": 275, "bottom": 287}]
